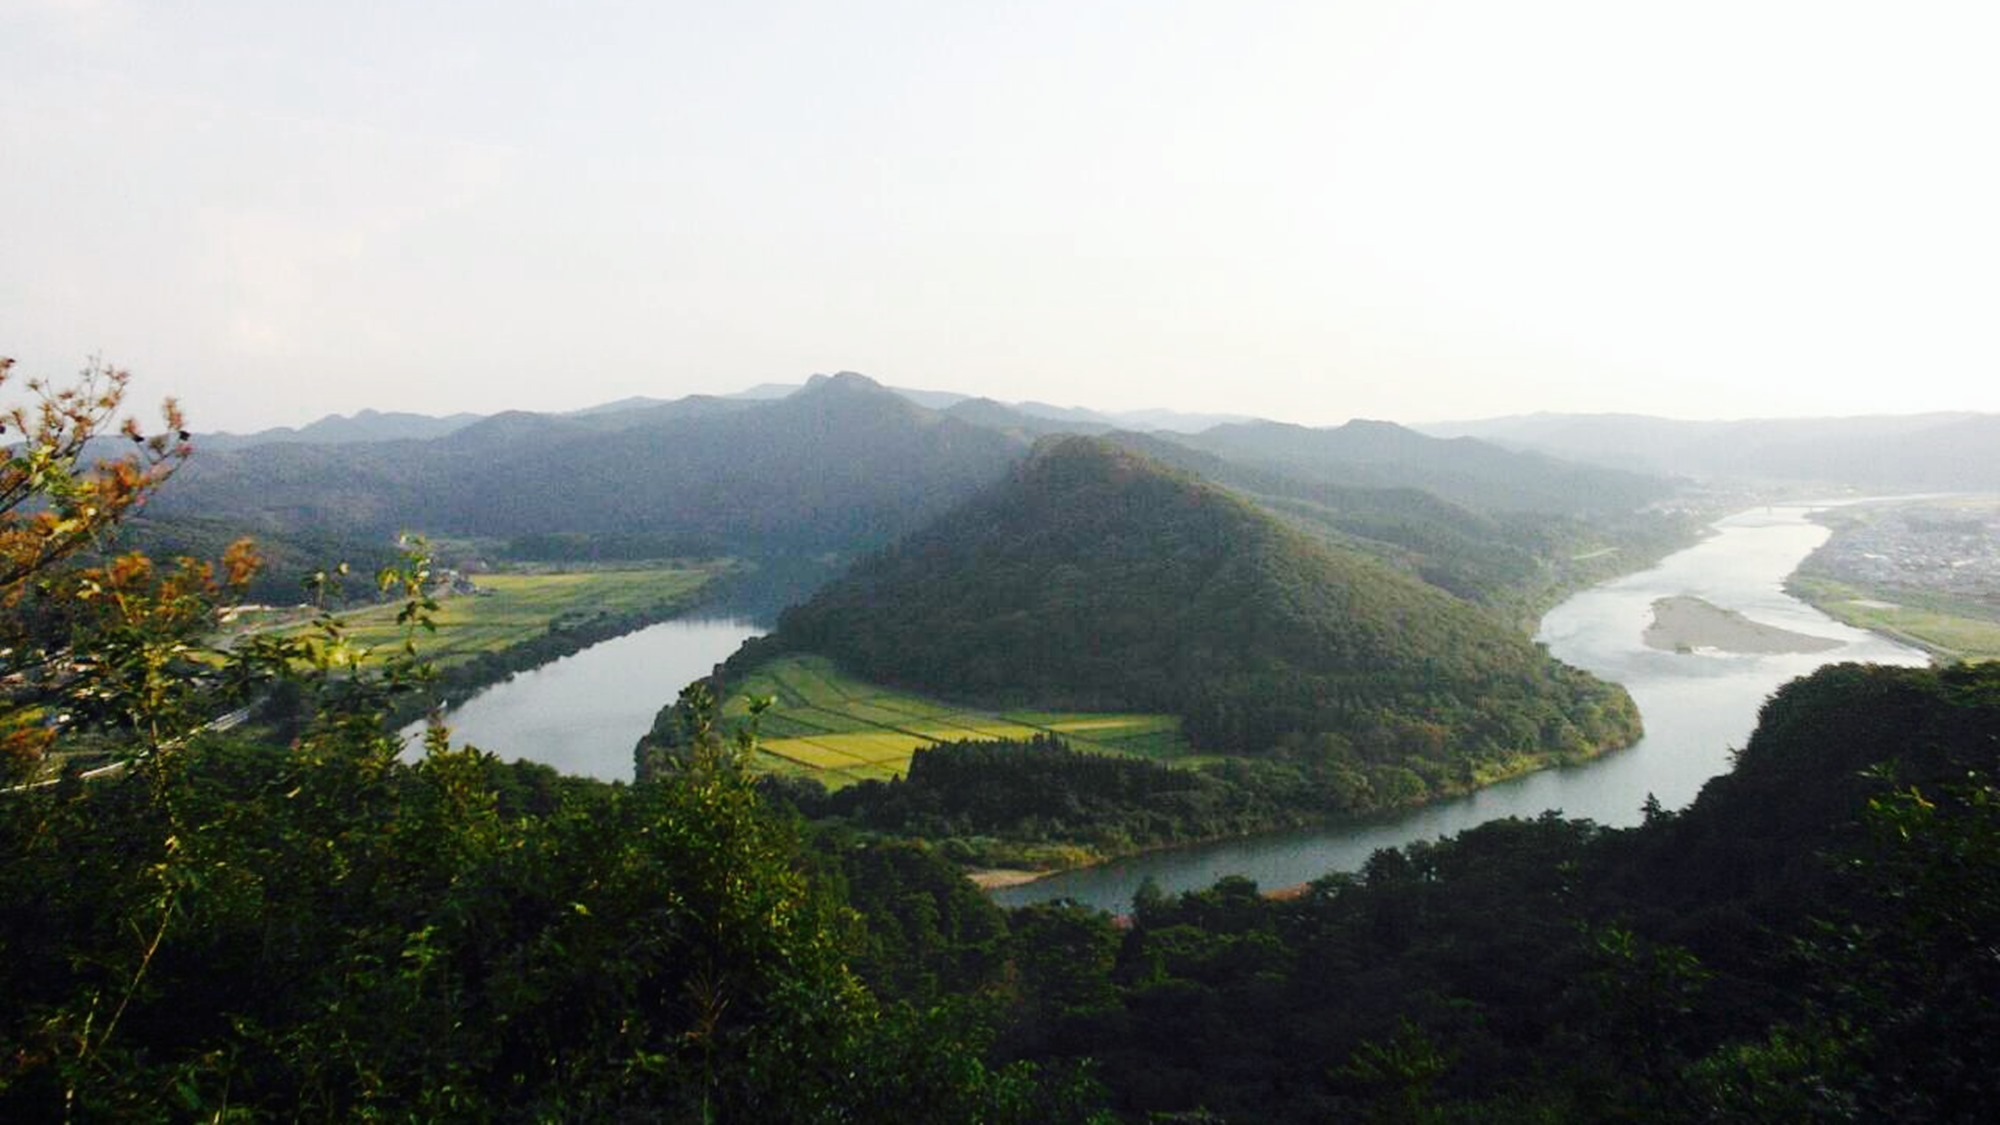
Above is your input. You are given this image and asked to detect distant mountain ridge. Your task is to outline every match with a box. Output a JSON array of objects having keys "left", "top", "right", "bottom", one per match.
[
  {"left": 754, "top": 436, "right": 1641, "bottom": 760},
  {"left": 1173, "top": 418, "right": 1674, "bottom": 517},
  {"left": 197, "top": 408, "right": 486, "bottom": 449},
  {"left": 1420, "top": 411, "right": 2000, "bottom": 490},
  {"left": 197, "top": 375, "right": 1252, "bottom": 450},
  {"left": 158, "top": 373, "right": 1683, "bottom": 622},
  {"left": 158, "top": 373, "right": 1021, "bottom": 559},
  {"left": 195, "top": 385, "right": 1998, "bottom": 499}
]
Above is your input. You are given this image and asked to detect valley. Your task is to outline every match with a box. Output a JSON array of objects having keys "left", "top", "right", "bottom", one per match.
[
  {"left": 12, "top": 5, "right": 2000, "bottom": 1111},
  {"left": 6, "top": 355, "right": 1996, "bottom": 1121}
]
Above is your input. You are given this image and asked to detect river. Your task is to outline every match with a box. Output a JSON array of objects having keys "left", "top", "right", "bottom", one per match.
[
  {"left": 405, "top": 616, "right": 761, "bottom": 781},
  {"left": 991, "top": 503, "right": 1929, "bottom": 912},
  {"left": 414, "top": 505, "right": 1927, "bottom": 910}
]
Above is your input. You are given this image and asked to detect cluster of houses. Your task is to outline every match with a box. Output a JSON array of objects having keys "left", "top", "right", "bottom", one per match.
[{"left": 1812, "top": 504, "right": 2000, "bottom": 602}]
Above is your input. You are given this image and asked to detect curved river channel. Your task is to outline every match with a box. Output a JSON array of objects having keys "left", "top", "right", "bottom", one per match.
[
  {"left": 406, "top": 617, "right": 762, "bottom": 781},
  {"left": 421, "top": 504, "right": 1926, "bottom": 913},
  {"left": 993, "top": 503, "right": 1927, "bottom": 912}
]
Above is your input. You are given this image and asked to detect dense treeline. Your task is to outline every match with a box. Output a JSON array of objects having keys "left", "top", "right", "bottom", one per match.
[
  {"left": 765, "top": 437, "right": 1641, "bottom": 762},
  {"left": 100, "top": 515, "right": 404, "bottom": 607},
  {"left": 0, "top": 728, "right": 1103, "bottom": 1120},
  {"left": 948, "top": 662, "right": 2000, "bottom": 1121},
  {"left": 770, "top": 733, "right": 1594, "bottom": 869}
]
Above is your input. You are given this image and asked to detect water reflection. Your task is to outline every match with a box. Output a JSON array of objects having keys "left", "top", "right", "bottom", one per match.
[{"left": 406, "top": 617, "right": 761, "bottom": 781}]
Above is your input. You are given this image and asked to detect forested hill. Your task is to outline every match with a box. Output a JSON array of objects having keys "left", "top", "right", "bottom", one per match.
[
  {"left": 1173, "top": 418, "right": 1672, "bottom": 516},
  {"left": 1098, "top": 430, "right": 1551, "bottom": 610},
  {"left": 762, "top": 437, "right": 1640, "bottom": 759},
  {"left": 153, "top": 372, "right": 1022, "bottom": 554}
]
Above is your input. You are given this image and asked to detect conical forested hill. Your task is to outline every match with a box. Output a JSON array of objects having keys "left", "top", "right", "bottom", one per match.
[{"left": 768, "top": 437, "right": 1640, "bottom": 761}]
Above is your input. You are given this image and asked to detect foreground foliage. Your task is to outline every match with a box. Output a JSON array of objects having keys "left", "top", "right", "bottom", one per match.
[
  {"left": 9, "top": 356, "right": 1993, "bottom": 1121},
  {"left": 0, "top": 357, "right": 1100, "bottom": 1122},
  {"left": 1, "top": 724, "right": 1102, "bottom": 1120},
  {"left": 982, "top": 662, "right": 2000, "bottom": 1121}
]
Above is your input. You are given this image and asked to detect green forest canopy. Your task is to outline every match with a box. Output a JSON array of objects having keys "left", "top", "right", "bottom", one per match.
[{"left": 761, "top": 436, "right": 1641, "bottom": 766}]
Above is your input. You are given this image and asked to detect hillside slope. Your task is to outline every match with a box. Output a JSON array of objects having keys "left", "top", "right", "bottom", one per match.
[{"left": 762, "top": 437, "right": 1640, "bottom": 761}]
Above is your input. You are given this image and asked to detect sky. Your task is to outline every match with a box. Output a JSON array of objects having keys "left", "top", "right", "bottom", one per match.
[{"left": 3, "top": 0, "right": 1997, "bottom": 434}]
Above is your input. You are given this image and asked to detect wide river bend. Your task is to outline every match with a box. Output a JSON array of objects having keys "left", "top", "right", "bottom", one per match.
[
  {"left": 415, "top": 505, "right": 1925, "bottom": 914},
  {"left": 993, "top": 503, "right": 1927, "bottom": 911}
]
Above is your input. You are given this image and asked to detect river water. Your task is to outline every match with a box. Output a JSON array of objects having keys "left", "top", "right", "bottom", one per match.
[
  {"left": 992, "top": 504, "right": 1929, "bottom": 912},
  {"left": 408, "top": 617, "right": 761, "bottom": 781}
]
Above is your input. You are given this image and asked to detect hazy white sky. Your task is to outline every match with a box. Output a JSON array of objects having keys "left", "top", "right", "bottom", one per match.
[{"left": 4, "top": 0, "right": 1996, "bottom": 432}]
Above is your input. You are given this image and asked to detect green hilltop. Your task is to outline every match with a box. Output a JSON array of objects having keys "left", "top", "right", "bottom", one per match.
[{"left": 749, "top": 436, "right": 1641, "bottom": 769}]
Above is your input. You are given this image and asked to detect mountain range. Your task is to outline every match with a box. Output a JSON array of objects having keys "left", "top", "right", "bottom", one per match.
[
  {"left": 153, "top": 374, "right": 1675, "bottom": 618},
  {"left": 196, "top": 376, "right": 1251, "bottom": 447}
]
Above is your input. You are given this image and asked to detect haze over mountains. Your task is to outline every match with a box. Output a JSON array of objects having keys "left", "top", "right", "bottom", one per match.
[
  {"left": 1422, "top": 411, "right": 2000, "bottom": 491},
  {"left": 142, "top": 367, "right": 1998, "bottom": 635},
  {"left": 151, "top": 373, "right": 1689, "bottom": 617},
  {"left": 195, "top": 374, "right": 2000, "bottom": 496},
  {"left": 197, "top": 377, "right": 1252, "bottom": 447}
]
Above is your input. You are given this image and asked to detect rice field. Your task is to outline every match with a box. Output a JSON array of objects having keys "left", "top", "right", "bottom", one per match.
[
  {"left": 262, "top": 565, "right": 723, "bottom": 666},
  {"left": 724, "top": 653, "right": 1194, "bottom": 788}
]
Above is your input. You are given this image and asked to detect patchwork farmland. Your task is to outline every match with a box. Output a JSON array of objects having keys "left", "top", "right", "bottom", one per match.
[
  {"left": 257, "top": 565, "right": 722, "bottom": 666},
  {"left": 724, "top": 654, "right": 1196, "bottom": 788}
]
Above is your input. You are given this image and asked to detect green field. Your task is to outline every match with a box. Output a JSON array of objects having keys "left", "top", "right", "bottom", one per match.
[
  {"left": 1789, "top": 575, "right": 2000, "bottom": 663},
  {"left": 726, "top": 654, "right": 1195, "bottom": 788},
  {"left": 263, "top": 565, "right": 723, "bottom": 666}
]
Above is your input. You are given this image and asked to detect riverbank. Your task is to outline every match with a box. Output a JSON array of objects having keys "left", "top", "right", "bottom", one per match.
[
  {"left": 1787, "top": 574, "right": 2000, "bottom": 664},
  {"left": 391, "top": 568, "right": 737, "bottom": 726},
  {"left": 1643, "top": 595, "right": 1842, "bottom": 655},
  {"left": 961, "top": 734, "right": 1635, "bottom": 897}
]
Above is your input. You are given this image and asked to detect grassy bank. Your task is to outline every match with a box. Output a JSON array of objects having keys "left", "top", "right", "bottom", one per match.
[
  {"left": 276, "top": 564, "right": 729, "bottom": 667},
  {"left": 1787, "top": 573, "right": 2000, "bottom": 663}
]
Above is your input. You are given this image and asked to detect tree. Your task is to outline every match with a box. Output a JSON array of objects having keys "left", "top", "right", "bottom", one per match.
[{"left": 0, "top": 355, "right": 197, "bottom": 777}]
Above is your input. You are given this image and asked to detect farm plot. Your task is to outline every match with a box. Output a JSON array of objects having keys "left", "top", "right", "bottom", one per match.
[
  {"left": 266, "top": 565, "right": 720, "bottom": 667},
  {"left": 726, "top": 654, "right": 1194, "bottom": 788}
]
